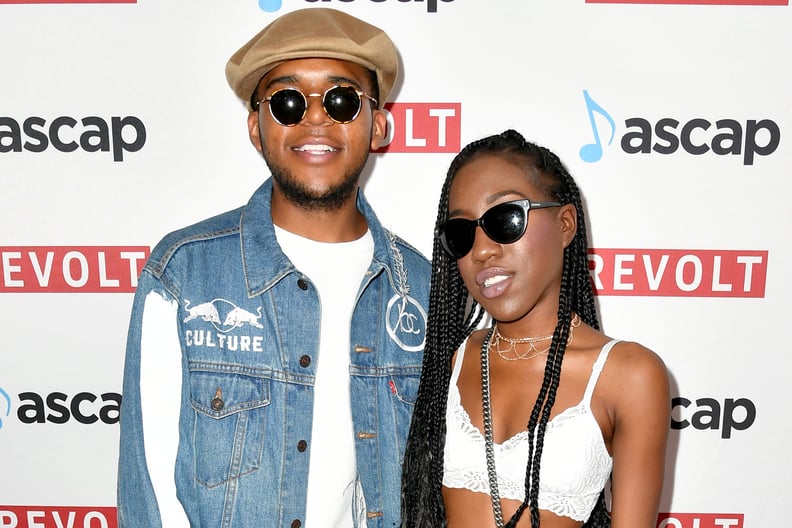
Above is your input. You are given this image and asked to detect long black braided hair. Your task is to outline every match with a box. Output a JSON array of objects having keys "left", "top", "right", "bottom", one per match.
[{"left": 401, "top": 129, "right": 610, "bottom": 528}]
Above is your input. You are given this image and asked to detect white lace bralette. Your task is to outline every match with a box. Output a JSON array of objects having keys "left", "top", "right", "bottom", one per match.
[{"left": 442, "top": 338, "right": 617, "bottom": 522}]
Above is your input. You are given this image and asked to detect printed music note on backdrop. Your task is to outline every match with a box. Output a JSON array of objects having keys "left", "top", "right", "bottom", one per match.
[
  {"left": 258, "top": 0, "right": 282, "bottom": 12},
  {"left": 579, "top": 90, "right": 616, "bottom": 163},
  {"left": 0, "top": 386, "right": 10, "bottom": 429}
]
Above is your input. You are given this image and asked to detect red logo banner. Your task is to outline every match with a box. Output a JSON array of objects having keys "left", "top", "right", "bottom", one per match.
[
  {"left": 0, "top": 1, "right": 134, "bottom": 4},
  {"left": 657, "top": 513, "right": 744, "bottom": 528},
  {"left": 587, "top": 0, "right": 785, "bottom": 5},
  {"left": 589, "top": 249, "right": 768, "bottom": 297},
  {"left": 376, "top": 103, "right": 461, "bottom": 153},
  {"left": 0, "top": 507, "right": 117, "bottom": 528},
  {"left": 0, "top": 246, "right": 149, "bottom": 293}
]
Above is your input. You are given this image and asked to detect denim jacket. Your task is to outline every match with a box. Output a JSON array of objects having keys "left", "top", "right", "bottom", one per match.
[{"left": 118, "top": 179, "right": 430, "bottom": 528}]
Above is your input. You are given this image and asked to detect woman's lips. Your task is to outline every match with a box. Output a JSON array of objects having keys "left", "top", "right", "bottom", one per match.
[{"left": 476, "top": 268, "right": 513, "bottom": 299}]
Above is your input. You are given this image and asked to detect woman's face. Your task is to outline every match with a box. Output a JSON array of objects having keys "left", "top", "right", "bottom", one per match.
[{"left": 447, "top": 154, "right": 577, "bottom": 325}]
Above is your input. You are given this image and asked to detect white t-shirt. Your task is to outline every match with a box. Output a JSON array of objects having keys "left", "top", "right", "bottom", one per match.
[{"left": 276, "top": 225, "right": 374, "bottom": 528}]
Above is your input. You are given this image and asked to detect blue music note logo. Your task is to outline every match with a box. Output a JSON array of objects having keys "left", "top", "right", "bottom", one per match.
[
  {"left": 258, "top": 0, "right": 282, "bottom": 12},
  {"left": 0, "top": 386, "right": 11, "bottom": 429},
  {"left": 579, "top": 90, "right": 616, "bottom": 163}
]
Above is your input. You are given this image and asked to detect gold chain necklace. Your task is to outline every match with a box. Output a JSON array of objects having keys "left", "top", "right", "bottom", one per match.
[{"left": 489, "top": 313, "right": 581, "bottom": 361}]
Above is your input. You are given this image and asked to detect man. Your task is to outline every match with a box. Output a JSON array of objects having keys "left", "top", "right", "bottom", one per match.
[{"left": 117, "top": 8, "right": 430, "bottom": 527}]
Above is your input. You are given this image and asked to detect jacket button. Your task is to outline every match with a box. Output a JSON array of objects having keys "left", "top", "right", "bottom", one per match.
[
  {"left": 210, "top": 387, "right": 224, "bottom": 411},
  {"left": 297, "top": 440, "right": 307, "bottom": 452},
  {"left": 297, "top": 278, "right": 308, "bottom": 290},
  {"left": 299, "top": 355, "right": 311, "bottom": 368},
  {"left": 291, "top": 520, "right": 302, "bottom": 528}
]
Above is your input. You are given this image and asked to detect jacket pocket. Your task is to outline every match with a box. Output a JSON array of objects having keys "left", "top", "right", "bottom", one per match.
[
  {"left": 188, "top": 364, "right": 271, "bottom": 488},
  {"left": 388, "top": 373, "right": 421, "bottom": 458}
]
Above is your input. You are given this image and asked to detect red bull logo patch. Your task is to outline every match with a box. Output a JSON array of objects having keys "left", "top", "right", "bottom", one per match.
[
  {"left": 183, "top": 298, "right": 263, "bottom": 332},
  {"left": 182, "top": 298, "right": 265, "bottom": 352}
]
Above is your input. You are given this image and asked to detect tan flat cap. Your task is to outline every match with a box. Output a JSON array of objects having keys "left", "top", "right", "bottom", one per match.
[{"left": 226, "top": 8, "right": 398, "bottom": 110}]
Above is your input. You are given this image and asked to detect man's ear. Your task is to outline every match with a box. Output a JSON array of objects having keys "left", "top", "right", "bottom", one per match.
[
  {"left": 370, "top": 109, "right": 387, "bottom": 150},
  {"left": 559, "top": 204, "right": 578, "bottom": 248},
  {"left": 247, "top": 111, "right": 263, "bottom": 152}
]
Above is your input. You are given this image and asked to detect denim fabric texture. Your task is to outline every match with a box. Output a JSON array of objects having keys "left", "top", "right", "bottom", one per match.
[{"left": 118, "top": 179, "right": 430, "bottom": 527}]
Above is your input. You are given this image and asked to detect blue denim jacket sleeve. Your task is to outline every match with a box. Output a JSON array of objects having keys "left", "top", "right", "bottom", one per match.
[{"left": 117, "top": 271, "right": 169, "bottom": 528}]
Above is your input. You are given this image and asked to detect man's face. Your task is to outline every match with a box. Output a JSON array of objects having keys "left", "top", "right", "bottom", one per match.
[{"left": 247, "top": 58, "right": 387, "bottom": 212}]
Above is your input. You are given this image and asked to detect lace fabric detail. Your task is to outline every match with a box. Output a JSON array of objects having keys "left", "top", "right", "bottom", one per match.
[
  {"left": 442, "top": 340, "right": 617, "bottom": 522},
  {"left": 446, "top": 390, "right": 531, "bottom": 499}
]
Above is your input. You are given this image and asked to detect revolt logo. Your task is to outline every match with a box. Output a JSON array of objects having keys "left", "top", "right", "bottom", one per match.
[
  {"left": 0, "top": 246, "right": 149, "bottom": 293},
  {"left": 0, "top": 115, "right": 146, "bottom": 162},
  {"left": 657, "top": 513, "right": 744, "bottom": 528},
  {"left": 0, "top": 506, "right": 117, "bottom": 528},
  {"left": 375, "top": 102, "right": 461, "bottom": 153},
  {"left": 578, "top": 90, "right": 780, "bottom": 166},
  {"left": 588, "top": 249, "right": 767, "bottom": 298}
]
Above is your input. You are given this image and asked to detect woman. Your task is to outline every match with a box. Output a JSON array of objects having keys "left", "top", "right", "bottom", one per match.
[{"left": 401, "top": 130, "right": 669, "bottom": 528}]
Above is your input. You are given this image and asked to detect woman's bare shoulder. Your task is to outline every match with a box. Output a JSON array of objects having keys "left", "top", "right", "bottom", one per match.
[
  {"left": 599, "top": 338, "right": 670, "bottom": 417},
  {"left": 605, "top": 339, "right": 667, "bottom": 380}
]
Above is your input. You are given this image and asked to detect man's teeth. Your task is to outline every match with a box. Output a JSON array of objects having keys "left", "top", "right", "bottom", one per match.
[
  {"left": 483, "top": 275, "right": 508, "bottom": 287},
  {"left": 295, "top": 144, "right": 336, "bottom": 153}
]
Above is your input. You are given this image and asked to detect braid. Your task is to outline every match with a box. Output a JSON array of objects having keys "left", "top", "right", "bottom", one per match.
[
  {"left": 535, "top": 143, "right": 610, "bottom": 527},
  {"left": 401, "top": 138, "right": 487, "bottom": 527},
  {"left": 401, "top": 130, "right": 608, "bottom": 528},
  {"left": 524, "top": 138, "right": 609, "bottom": 528}
]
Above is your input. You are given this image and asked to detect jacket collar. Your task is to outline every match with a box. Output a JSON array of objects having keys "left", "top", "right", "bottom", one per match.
[{"left": 240, "top": 178, "right": 398, "bottom": 298}]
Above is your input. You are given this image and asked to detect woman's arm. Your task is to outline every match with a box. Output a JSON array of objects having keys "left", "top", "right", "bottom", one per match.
[{"left": 607, "top": 342, "right": 670, "bottom": 528}]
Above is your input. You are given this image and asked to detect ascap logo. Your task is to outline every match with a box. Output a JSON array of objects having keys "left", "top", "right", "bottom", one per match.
[
  {"left": 671, "top": 397, "right": 755, "bottom": 439},
  {"left": 0, "top": 115, "right": 146, "bottom": 162},
  {"left": 0, "top": 388, "right": 121, "bottom": 426},
  {"left": 578, "top": 90, "right": 780, "bottom": 165}
]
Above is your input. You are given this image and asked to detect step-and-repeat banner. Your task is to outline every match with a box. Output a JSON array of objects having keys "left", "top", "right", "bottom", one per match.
[{"left": 1, "top": 1, "right": 789, "bottom": 526}]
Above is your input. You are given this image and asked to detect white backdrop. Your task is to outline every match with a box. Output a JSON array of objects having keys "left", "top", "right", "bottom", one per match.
[{"left": 1, "top": 1, "right": 789, "bottom": 527}]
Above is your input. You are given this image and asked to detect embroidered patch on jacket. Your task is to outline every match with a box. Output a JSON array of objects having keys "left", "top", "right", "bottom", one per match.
[
  {"left": 385, "top": 232, "right": 426, "bottom": 352},
  {"left": 183, "top": 298, "right": 263, "bottom": 332}
]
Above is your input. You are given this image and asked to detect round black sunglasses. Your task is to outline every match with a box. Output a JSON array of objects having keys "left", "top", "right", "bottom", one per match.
[{"left": 255, "top": 85, "right": 377, "bottom": 126}]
